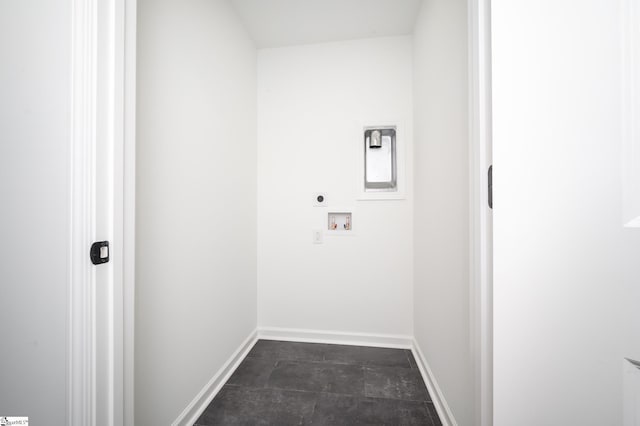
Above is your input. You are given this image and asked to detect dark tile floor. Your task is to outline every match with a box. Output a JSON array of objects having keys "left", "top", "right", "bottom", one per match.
[{"left": 195, "top": 340, "right": 442, "bottom": 426}]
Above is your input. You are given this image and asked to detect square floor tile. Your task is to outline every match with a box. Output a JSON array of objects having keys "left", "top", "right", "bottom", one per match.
[
  {"left": 248, "top": 340, "right": 325, "bottom": 362},
  {"left": 392, "top": 400, "right": 435, "bottom": 425},
  {"left": 308, "top": 393, "right": 433, "bottom": 425},
  {"left": 195, "top": 385, "right": 316, "bottom": 426},
  {"left": 322, "top": 345, "right": 412, "bottom": 369},
  {"left": 268, "top": 360, "right": 365, "bottom": 396},
  {"left": 226, "top": 357, "right": 276, "bottom": 388},
  {"left": 364, "top": 366, "right": 430, "bottom": 402}
]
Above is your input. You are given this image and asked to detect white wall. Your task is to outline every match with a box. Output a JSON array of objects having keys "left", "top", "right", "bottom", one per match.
[
  {"left": 135, "top": 0, "right": 257, "bottom": 424},
  {"left": 492, "top": 0, "right": 640, "bottom": 424},
  {"left": 257, "top": 36, "right": 414, "bottom": 337},
  {"left": 0, "top": 1, "right": 70, "bottom": 424},
  {"left": 412, "top": 0, "right": 473, "bottom": 425}
]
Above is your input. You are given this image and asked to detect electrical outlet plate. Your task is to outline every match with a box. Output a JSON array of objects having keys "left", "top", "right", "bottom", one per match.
[{"left": 312, "top": 229, "right": 323, "bottom": 244}]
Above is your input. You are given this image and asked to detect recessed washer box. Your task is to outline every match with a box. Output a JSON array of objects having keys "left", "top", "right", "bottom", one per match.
[{"left": 326, "top": 211, "right": 353, "bottom": 236}]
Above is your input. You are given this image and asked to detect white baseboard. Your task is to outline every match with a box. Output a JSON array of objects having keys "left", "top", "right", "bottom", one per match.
[
  {"left": 411, "top": 338, "right": 457, "bottom": 426},
  {"left": 172, "top": 329, "right": 258, "bottom": 426},
  {"left": 257, "top": 326, "right": 413, "bottom": 349}
]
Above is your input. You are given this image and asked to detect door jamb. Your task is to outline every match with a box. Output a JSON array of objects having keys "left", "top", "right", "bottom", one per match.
[
  {"left": 122, "top": 0, "right": 137, "bottom": 424},
  {"left": 468, "top": 0, "right": 493, "bottom": 425},
  {"left": 73, "top": 0, "right": 489, "bottom": 424}
]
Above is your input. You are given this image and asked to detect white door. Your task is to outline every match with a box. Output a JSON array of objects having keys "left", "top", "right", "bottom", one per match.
[
  {"left": 492, "top": 0, "right": 637, "bottom": 425},
  {"left": 0, "top": 2, "right": 73, "bottom": 424}
]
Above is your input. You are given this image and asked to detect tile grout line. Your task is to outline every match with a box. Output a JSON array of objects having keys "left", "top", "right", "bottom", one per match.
[
  {"left": 263, "top": 360, "right": 277, "bottom": 389},
  {"left": 306, "top": 398, "right": 318, "bottom": 425},
  {"left": 423, "top": 400, "right": 436, "bottom": 426},
  {"left": 248, "top": 357, "right": 414, "bottom": 369},
  {"left": 362, "top": 363, "right": 367, "bottom": 399},
  {"left": 405, "top": 349, "right": 414, "bottom": 369},
  {"left": 228, "top": 382, "right": 432, "bottom": 404}
]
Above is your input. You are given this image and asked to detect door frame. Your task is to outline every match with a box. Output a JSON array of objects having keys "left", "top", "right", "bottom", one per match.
[
  {"left": 69, "top": 0, "right": 135, "bottom": 424},
  {"left": 69, "top": 0, "right": 98, "bottom": 423},
  {"left": 71, "top": 1, "right": 490, "bottom": 424},
  {"left": 122, "top": 0, "right": 137, "bottom": 424},
  {"left": 468, "top": 0, "right": 493, "bottom": 425}
]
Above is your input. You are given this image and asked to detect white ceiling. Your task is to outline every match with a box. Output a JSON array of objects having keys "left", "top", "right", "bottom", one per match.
[{"left": 229, "top": 0, "right": 424, "bottom": 48}]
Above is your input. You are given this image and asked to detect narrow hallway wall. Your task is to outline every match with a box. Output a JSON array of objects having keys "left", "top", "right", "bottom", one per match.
[
  {"left": 0, "top": 1, "right": 71, "bottom": 423},
  {"left": 136, "top": 0, "right": 257, "bottom": 424},
  {"left": 413, "top": 0, "right": 473, "bottom": 424}
]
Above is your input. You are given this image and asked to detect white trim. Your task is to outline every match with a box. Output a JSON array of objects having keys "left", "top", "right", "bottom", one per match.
[
  {"left": 257, "top": 327, "right": 412, "bottom": 349},
  {"left": 468, "top": 0, "right": 493, "bottom": 425},
  {"left": 411, "top": 338, "right": 457, "bottom": 426},
  {"left": 69, "top": 0, "right": 98, "bottom": 423},
  {"left": 94, "top": 0, "right": 126, "bottom": 422},
  {"left": 122, "top": 0, "right": 137, "bottom": 424},
  {"left": 172, "top": 330, "right": 259, "bottom": 426},
  {"left": 110, "top": 1, "right": 126, "bottom": 424}
]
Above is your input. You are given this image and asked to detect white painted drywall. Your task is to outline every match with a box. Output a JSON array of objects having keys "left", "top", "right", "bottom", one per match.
[
  {"left": 412, "top": 0, "right": 472, "bottom": 424},
  {"left": 257, "top": 36, "right": 414, "bottom": 337},
  {"left": 230, "top": 0, "right": 422, "bottom": 48},
  {"left": 622, "top": 0, "right": 640, "bottom": 228},
  {"left": 492, "top": 0, "right": 640, "bottom": 424},
  {"left": 0, "top": 1, "right": 70, "bottom": 423},
  {"left": 135, "top": 0, "right": 257, "bottom": 424}
]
